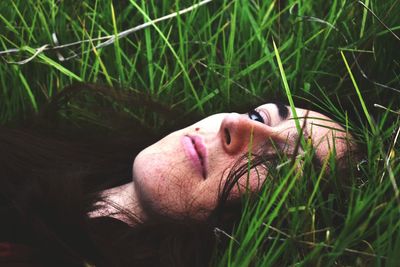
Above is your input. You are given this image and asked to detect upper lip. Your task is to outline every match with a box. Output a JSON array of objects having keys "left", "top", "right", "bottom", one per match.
[{"left": 188, "top": 135, "right": 208, "bottom": 178}]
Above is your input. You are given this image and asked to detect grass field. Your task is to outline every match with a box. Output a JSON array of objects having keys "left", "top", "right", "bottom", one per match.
[{"left": 1, "top": 0, "right": 400, "bottom": 266}]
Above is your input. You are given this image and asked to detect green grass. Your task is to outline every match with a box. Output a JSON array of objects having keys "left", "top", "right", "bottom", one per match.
[{"left": 1, "top": 0, "right": 399, "bottom": 266}]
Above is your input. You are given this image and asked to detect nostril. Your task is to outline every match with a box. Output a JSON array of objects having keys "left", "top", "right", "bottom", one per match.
[{"left": 224, "top": 128, "right": 231, "bottom": 145}]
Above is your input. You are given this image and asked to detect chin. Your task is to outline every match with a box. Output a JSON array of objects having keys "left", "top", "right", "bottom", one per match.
[
  {"left": 132, "top": 146, "right": 160, "bottom": 186},
  {"left": 132, "top": 150, "right": 164, "bottom": 210}
]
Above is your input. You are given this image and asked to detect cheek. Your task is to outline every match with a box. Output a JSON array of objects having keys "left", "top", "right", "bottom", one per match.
[
  {"left": 190, "top": 164, "right": 268, "bottom": 216},
  {"left": 223, "top": 165, "right": 268, "bottom": 200},
  {"left": 311, "top": 126, "right": 349, "bottom": 160}
]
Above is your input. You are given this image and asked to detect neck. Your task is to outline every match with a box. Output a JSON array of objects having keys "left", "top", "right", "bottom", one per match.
[{"left": 89, "top": 182, "right": 146, "bottom": 226}]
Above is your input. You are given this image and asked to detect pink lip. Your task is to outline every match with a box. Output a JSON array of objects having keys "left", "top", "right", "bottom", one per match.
[{"left": 181, "top": 135, "right": 208, "bottom": 179}]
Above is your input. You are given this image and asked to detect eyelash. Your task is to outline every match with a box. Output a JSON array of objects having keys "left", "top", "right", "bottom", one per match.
[{"left": 248, "top": 109, "right": 265, "bottom": 124}]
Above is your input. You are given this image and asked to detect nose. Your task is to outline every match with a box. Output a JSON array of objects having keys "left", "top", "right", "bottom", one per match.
[{"left": 219, "top": 113, "right": 273, "bottom": 155}]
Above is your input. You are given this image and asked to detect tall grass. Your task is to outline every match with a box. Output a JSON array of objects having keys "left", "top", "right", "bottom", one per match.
[{"left": 1, "top": 0, "right": 399, "bottom": 266}]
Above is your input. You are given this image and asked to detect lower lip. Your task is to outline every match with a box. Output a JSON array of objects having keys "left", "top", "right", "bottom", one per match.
[{"left": 181, "top": 136, "right": 206, "bottom": 179}]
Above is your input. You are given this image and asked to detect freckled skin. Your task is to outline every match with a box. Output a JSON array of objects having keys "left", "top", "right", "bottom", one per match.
[{"left": 133, "top": 103, "right": 354, "bottom": 219}]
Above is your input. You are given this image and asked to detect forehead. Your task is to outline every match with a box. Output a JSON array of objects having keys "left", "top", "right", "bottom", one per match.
[
  {"left": 257, "top": 103, "right": 280, "bottom": 111},
  {"left": 257, "top": 103, "right": 330, "bottom": 120}
]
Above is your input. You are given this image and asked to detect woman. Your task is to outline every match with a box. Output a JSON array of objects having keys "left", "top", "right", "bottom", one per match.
[{"left": 0, "top": 84, "right": 356, "bottom": 267}]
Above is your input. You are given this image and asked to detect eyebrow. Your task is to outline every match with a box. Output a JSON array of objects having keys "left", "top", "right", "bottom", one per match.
[{"left": 274, "top": 103, "right": 289, "bottom": 120}]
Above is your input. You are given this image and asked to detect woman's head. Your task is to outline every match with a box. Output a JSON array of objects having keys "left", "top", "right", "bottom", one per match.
[
  {"left": 0, "top": 85, "right": 360, "bottom": 267},
  {"left": 133, "top": 102, "right": 355, "bottom": 219}
]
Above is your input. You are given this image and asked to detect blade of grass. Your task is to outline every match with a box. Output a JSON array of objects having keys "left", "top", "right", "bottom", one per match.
[
  {"left": 307, "top": 153, "right": 331, "bottom": 207},
  {"left": 141, "top": 1, "right": 154, "bottom": 94},
  {"left": 23, "top": 46, "right": 83, "bottom": 82},
  {"left": 272, "top": 39, "right": 305, "bottom": 147},
  {"left": 15, "top": 66, "right": 38, "bottom": 113},
  {"left": 240, "top": 161, "right": 303, "bottom": 266},
  {"left": 340, "top": 51, "right": 375, "bottom": 132},
  {"left": 360, "top": 0, "right": 370, "bottom": 38},
  {"left": 129, "top": 0, "right": 204, "bottom": 113},
  {"left": 111, "top": 2, "right": 125, "bottom": 84},
  {"left": 223, "top": 0, "right": 238, "bottom": 104}
]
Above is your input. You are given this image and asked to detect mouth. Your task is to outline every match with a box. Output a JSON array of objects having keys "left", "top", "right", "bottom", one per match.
[{"left": 181, "top": 135, "right": 208, "bottom": 179}]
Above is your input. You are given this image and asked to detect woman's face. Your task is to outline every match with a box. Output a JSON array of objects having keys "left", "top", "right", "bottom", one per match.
[{"left": 133, "top": 103, "right": 352, "bottom": 219}]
